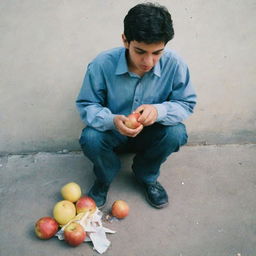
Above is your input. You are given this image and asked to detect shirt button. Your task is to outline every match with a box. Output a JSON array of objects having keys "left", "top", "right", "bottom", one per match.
[{"left": 135, "top": 99, "right": 138, "bottom": 102}]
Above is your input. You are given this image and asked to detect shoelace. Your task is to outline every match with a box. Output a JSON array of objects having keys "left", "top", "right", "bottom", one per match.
[{"left": 147, "top": 181, "right": 164, "bottom": 192}]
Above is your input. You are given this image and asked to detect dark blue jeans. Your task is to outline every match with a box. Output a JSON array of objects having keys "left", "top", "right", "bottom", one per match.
[{"left": 79, "top": 123, "right": 187, "bottom": 185}]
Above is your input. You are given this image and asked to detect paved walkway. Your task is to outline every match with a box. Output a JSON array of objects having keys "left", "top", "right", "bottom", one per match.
[{"left": 0, "top": 144, "right": 255, "bottom": 256}]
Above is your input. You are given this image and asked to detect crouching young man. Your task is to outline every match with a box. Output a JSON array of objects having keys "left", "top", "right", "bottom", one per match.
[{"left": 76, "top": 2, "right": 197, "bottom": 209}]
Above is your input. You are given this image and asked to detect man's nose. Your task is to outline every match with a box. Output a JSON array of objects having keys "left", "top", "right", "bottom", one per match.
[{"left": 143, "top": 55, "right": 153, "bottom": 65}]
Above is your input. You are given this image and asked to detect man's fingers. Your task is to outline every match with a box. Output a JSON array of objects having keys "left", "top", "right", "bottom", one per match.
[
  {"left": 135, "top": 104, "right": 158, "bottom": 126},
  {"left": 122, "top": 124, "right": 143, "bottom": 137},
  {"left": 128, "top": 124, "right": 143, "bottom": 137},
  {"left": 139, "top": 109, "right": 151, "bottom": 123},
  {"left": 114, "top": 114, "right": 143, "bottom": 137},
  {"left": 143, "top": 111, "right": 157, "bottom": 126},
  {"left": 134, "top": 105, "right": 144, "bottom": 113}
]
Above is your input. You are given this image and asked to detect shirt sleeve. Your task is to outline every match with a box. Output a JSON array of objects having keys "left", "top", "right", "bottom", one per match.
[
  {"left": 153, "top": 60, "right": 197, "bottom": 125},
  {"left": 76, "top": 63, "right": 116, "bottom": 131}
]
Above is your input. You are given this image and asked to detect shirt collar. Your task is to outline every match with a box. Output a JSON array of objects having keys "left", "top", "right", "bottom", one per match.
[
  {"left": 115, "top": 47, "right": 162, "bottom": 77},
  {"left": 115, "top": 48, "right": 129, "bottom": 75},
  {"left": 152, "top": 61, "right": 161, "bottom": 77}
]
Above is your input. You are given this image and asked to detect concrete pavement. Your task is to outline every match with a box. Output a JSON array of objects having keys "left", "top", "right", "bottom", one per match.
[{"left": 0, "top": 144, "right": 256, "bottom": 256}]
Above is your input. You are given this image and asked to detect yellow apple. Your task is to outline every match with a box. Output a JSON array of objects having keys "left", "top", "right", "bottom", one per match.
[
  {"left": 61, "top": 182, "right": 82, "bottom": 202},
  {"left": 53, "top": 200, "right": 76, "bottom": 226}
]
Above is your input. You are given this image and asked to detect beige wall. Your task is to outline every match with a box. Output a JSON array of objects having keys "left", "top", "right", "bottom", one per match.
[{"left": 1, "top": 0, "right": 255, "bottom": 154}]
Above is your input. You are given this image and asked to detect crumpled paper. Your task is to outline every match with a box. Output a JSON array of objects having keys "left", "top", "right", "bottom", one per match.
[{"left": 55, "top": 208, "right": 115, "bottom": 254}]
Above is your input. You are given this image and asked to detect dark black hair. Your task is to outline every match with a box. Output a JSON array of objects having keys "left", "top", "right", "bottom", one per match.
[{"left": 123, "top": 2, "right": 174, "bottom": 44}]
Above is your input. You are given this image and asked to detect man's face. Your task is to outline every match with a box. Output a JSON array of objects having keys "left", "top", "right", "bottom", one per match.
[{"left": 122, "top": 35, "right": 165, "bottom": 76}]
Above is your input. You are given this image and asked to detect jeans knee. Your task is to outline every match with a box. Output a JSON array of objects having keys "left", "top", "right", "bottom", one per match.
[
  {"left": 164, "top": 123, "right": 188, "bottom": 148},
  {"left": 79, "top": 127, "right": 122, "bottom": 156},
  {"left": 79, "top": 127, "right": 103, "bottom": 152}
]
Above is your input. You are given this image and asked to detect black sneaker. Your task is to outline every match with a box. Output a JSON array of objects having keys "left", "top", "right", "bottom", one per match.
[
  {"left": 87, "top": 180, "right": 110, "bottom": 209},
  {"left": 143, "top": 181, "right": 169, "bottom": 209}
]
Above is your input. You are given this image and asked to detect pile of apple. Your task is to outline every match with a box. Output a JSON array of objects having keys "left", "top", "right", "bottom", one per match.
[{"left": 34, "top": 182, "right": 129, "bottom": 247}]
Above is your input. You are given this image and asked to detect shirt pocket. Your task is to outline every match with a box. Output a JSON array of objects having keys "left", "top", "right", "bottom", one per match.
[{"left": 142, "top": 95, "right": 163, "bottom": 104}]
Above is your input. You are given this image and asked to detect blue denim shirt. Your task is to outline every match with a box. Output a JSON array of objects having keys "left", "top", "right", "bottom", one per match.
[{"left": 76, "top": 47, "right": 197, "bottom": 131}]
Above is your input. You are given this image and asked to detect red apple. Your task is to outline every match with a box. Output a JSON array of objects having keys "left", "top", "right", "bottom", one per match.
[
  {"left": 111, "top": 200, "right": 130, "bottom": 219},
  {"left": 64, "top": 222, "right": 86, "bottom": 246},
  {"left": 124, "top": 112, "right": 141, "bottom": 129},
  {"left": 76, "top": 196, "right": 96, "bottom": 215},
  {"left": 35, "top": 216, "right": 59, "bottom": 239}
]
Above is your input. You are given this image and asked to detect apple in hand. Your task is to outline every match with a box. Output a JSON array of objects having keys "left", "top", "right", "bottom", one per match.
[
  {"left": 76, "top": 196, "right": 96, "bottom": 215},
  {"left": 35, "top": 216, "right": 58, "bottom": 239},
  {"left": 53, "top": 200, "right": 76, "bottom": 226},
  {"left": 111, "top": 200, "right": 130, "bottom": 219},
  {"left": 124, "top": 112, "right": 141, "bottom": 129},
  {"left": 64, "top": 222, "right": 86, "bottom": 246}
]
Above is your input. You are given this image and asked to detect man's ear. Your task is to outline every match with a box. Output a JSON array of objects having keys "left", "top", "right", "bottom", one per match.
[{"left": 122, "top": 34, "right": 129, "bottom": 48}]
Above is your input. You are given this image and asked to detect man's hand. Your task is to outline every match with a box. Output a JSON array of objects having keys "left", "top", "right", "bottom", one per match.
[
  {"left": 135, "top": 104, "right": 158, "bottom": 126},
  {"left": 114, "top": 115, "right": 143, "bottom": 137}
]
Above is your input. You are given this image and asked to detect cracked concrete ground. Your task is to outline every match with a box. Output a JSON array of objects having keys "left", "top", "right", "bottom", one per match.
[{"left": 0, "top": 144, "right": 256, "bottom": 256}]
